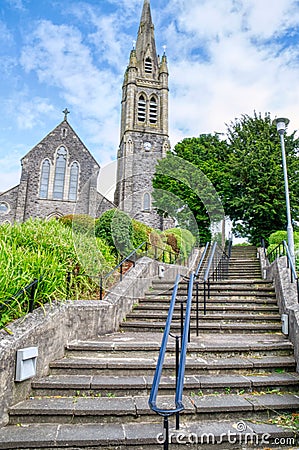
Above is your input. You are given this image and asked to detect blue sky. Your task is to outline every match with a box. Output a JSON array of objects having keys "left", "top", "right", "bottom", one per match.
[{"left": 1, "top": 0, "right": 299, "bottom": 192}]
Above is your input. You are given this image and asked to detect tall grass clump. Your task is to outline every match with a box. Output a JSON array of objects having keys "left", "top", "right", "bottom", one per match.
[{"left": 0, "top": 219, "right": 116, "bottom": 328}]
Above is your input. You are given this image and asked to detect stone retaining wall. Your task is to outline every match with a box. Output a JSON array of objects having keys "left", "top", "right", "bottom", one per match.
[
  {"left": 0, "top": 250, "right": 199, "bottom": 426},
  {"left": 259, "top": 250, "right": 299, "bottom": 372}
]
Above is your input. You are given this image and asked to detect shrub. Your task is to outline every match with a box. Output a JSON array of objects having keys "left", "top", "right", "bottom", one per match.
[
  {"left": 165, "top": 232, "right": 179, "bottom": 254},
  {"left": 268, "top": 231, "right": 288, "bottom": 246},
  {"left": 268, "top": 230, "right": 299, "bottom": 273},
  {"left": 132, "top": 220, "right": 152, "bottom": 249},
  {"left": 164, "top": 228, "right": 196, "bottom": 260},
  {"left": 95, "top": 209, "right": 133, "bottom": 256}
]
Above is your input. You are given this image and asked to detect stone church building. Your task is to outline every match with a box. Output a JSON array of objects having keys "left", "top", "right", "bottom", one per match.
[{"left": 0, "top": 0, "right": 170, "bottom": 229}]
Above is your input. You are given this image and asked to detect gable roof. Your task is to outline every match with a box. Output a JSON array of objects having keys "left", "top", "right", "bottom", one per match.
[{"left": 21, "top": 119, "right": 100, "bottom": 169}]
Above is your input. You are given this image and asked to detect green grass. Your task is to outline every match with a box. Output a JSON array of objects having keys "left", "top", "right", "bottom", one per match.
[
  {"left": 0, "top": 219, "right": 117, "bottom": 329},
  {"left": 0, "top": 217, "right": 197, "bottom": 330}
]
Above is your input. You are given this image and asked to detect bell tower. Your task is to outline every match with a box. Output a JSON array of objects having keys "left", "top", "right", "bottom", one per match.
[{"left": 114, "top": 0, "right": 170, "bottom": 229}]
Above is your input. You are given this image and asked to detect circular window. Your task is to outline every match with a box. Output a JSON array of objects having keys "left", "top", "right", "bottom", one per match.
[{"left": 0, "top": 202, "right": 9, "bottom": 215}]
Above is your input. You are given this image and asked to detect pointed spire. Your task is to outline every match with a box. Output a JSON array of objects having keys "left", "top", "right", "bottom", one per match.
[
  {"left": 135, "top": 0, "right": 158, "bottom": 74},
  {"left": 140, "top": 0, "right": 151, "bottom": 24}
]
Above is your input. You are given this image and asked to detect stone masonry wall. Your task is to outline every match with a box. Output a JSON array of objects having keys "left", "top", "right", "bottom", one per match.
[
  {"left": 259, "top": 249, "right": 299, "bottom": 372},
  {"left": 0, "top": 251, "right": 199, "bottom": 427},
  {"left": 0, "top": 187, "right": 19, "bottom": 224}
]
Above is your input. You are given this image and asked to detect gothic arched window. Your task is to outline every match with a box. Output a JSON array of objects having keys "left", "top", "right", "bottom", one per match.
[
  {"left": 68, "top": 162, "right": 79, "bottom": 201},
  {"left": 149, "top": 96, "right": 158, "bottom": 124},
  {"left": 39, "top": 159, "right": 51, "bottom": 199},
  {"left": 138, "top": 94, "right": 146, "bottom": 122},
  {"left": 145, "top": 57, "right": 152, "bottom": 74},
  {"left": 143, "top": 192, "right": 151, "bottom": 211},
  {"left": 53, "top": 146, "right": 67, "bottom": 200}
]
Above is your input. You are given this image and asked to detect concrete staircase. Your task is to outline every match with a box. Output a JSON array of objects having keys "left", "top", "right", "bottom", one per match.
[{"left": 1, "top": 246, "right": 298, "bottom": 449}]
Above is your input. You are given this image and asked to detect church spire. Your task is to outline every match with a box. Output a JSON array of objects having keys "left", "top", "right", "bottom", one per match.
[{"left": 135, "top": 0, "right": 158, "bottom": 75}]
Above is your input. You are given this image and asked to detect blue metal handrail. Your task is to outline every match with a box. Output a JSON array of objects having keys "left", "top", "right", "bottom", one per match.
[
  {"left": 149, "top": 273, "right": 181, "bottom": 415},
  {"left": 149, "top": 272, "right": 195, "bottom": 449},
  {"left": 204, "top": 241, "right": 218, "bottom": 282},
  {"left": 195, "top": 242, "right": 210, "bottom": 278}
]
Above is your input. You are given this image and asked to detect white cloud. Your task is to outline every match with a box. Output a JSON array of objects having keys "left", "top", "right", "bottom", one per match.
[
  {"left": 20, "top": 19, "right": 123, "bottom": 162},
  {"left": 162, "top": 0, "right": 299, "bottom": 144},
  {"left": 15, "top": 98, "right": 55, "bottom": 130}
]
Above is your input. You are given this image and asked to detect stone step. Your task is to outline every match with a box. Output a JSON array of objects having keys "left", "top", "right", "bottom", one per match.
[
  {"left": 147, "top": 285, "right": 276, "bottom": 293},
  {"left": 125, "top": 312, "right": 281, "bottom": 322},
  {"left": 31, "top": 372, "right": 299, "bottom": 397},
  {"left": 135, "top": 304, "right": 280, "bottom": 313},
  {"left": 120, "top": 322, "right": 282, "bottom": 334},
  {"left": 64, "top": 334, "right": 293, "bottom": 358},
  {"left": 1, "top": 419, "right": 297, "bottom": 450},
  {"left": 152, "top": 279, "right": 273, "bottom": 288},
  {"left": 142, "top": 295, "right": 277, "bottom": 303},
  {"left": 8, "top": 392, "right": 299, "bottom": 425},
  {"left": 227, "top": 272, "right": 262, "bottom": 276},
  {"left": 49, "top": 355, "right": 296, "bottom": 376}
]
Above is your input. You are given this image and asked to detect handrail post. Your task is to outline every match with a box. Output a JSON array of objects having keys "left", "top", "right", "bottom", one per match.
[
  {"left": 163, "top": 416, "right": 169, "bottom": 450},
  {"left": 204, "top": 282, "right": 207, "bottom": 315},
  {"left": 196, "top": 282, "right": 199, "bottom": 336},
  {"left": 29, "top": 279, "right": 38, "bottom": 313},
  {"left": 180, "top": 302, "right": 184, "bottom": 338},
  {"left": 100, "top": 277, "right": 103, "bottom": 300},
  {"left": 175, "top": 335, "right": 180, "bottom": 430},
  {"left": 66, "top": 271, "right": 71, "bottom": 299}
]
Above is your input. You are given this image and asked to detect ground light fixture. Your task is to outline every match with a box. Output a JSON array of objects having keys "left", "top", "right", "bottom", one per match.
[{"left": 272, "top": 117, "right": 296, "bottom": 267}]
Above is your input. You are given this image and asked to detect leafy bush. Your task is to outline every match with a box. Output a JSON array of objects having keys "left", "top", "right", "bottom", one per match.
[
  {"left": 132, "top": 220, "right": 152, "bottom": 249},
  {"left": 268, "top": 230, "right": 299, "bottom": 273},
  {"left": 269, "top": 231, "right": 288, "bottom": 246},
  {"left": 164, "top": 228, "right": 196, "bottom": 260},
  {"left": 95, "top": 209, "right": 133, "bottom": 256},
  {"left": 165, "top": 232, "right": 179, "bottom": 254},
  {"left": 269, "top": 230, "right": 299, "bottom": 246}
]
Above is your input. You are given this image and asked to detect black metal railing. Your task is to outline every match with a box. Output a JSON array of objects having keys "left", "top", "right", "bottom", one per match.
[
  {"left": 0, "top": 277, "right": 42, "bottom": 315},
  {"left": 98, "top": 242, "right": 180, "bottom": 300},
  {"left": 148, "top": 272, "right": 194, "bottom": 450},
  {"left": 99, "top": 241, "right": 147, "bottom": 300},
  {"left": 267, "top": 240, "right": 299, "bottom": 303},
  {"left": 67, "top": 241, "right": 191, "bottom": 301},
  {"left": 195, "top": 241, "right": 230, "bottom": 335},
  {"left": 195, "top": 241, "right": 210, "bottom": 278}
]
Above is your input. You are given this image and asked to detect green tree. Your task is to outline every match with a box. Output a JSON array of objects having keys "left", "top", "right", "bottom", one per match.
[
  {"left": 95, "top": 209, "right": 133, "bottom": 256},
  {"left": 153, "top": 112, "right": 299, "bottom": 245},
  {"left": 153, "top": 134, "right": 229, "bottom": 243},
  {"left": 225, "top": 113, "right": 299, "bottom": 244}
]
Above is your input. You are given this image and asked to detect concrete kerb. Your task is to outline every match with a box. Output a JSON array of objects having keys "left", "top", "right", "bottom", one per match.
[
  {"left": 0, "top": 249, "right": 200, "bottom": 427},
  {"left": 259, "top": 248, "right": 299, "bottom": 372}
]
